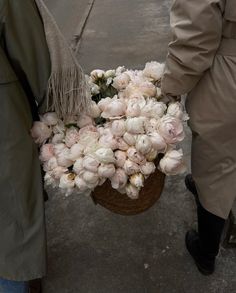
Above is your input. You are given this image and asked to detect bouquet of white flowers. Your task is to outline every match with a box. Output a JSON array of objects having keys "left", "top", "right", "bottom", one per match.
[{"left": 32, "top": 62, "right": 188, "bottom": 202}]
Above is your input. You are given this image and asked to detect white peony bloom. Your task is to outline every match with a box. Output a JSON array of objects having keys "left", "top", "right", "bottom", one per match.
[
  {"left": 110, "top": 168, "right": 128, "bottom": 189},
  {"left": 94, "top": 148, "right": 115, "bottom": 163},
  {"left": 69, "top": 143, "right": 84, "bottom": 161},
  {"left": 115, "top": 66, "right": 126, "bottom": 75},
  {"left": 111, "top": 120, "right": 126, "bottom": 137},
  {"left": 57, "top": 148, "right": 73, "bottom": 168},
  {"left": 50, "top": 166, "right": 68, "bottom": 180},
  {"left": 104, "top": 69, "right": 116, "bottom": 79},
  {"left": 140, "top": 161, "right": 156, "bottom": 176},
  {"left": 112, "top": 73, "right": 131, "bottom": 90},
  {"left": 51, "top": 133, "right": 65, "bottom": 144},
  {"left": 158, "top": 115, "right": 185, "bottom": 144},
  {"left": 52, "top": 120, "right": 66, "bottom": 135},
  {"left": 125, "top": 93, "right": 146, "bottom": 109},
  {"left": 148, "top": 132, "right": 167, "bottom": 152},
  {"left": 167, "top": 102, "right": 189, "bottom": 121},
  {"left": 31, "top": 121, "right": 52, "bottom": 144},
  {"left": 91, "top": 84, "right": 100, "bottom": 95},
  {"left": 97, "top": 97, "right": 112, "bottom": 111},
  {"left": 73, "top": 157, "right": 84, "bottom": 175},
  {"left": 39, "top": 144, "right": 54, "bottom": 162},
  {"left": 79, "top": 126, "right": 100, "bottom": 147},
  {"left": 114, "top": 150, "right": 127, "bottom": 167},
  {"left": 135, "top": 135, "right": 152, "bottom": 155},
  {"left": 138, "top": 81, "right": 157, "bottom": 97},
  {"left": 123, "top": 132, "right": 136, "bottom": 146},
  {"left": 83, "top": 156, "right": 100, "bottom": 172},
  {"left": 77, "top": 114, "right": 94, "bottom": 129},
  {"left": 59, "top": 173, "right": 75, "bottom": 190},
  {"left": 43, "top": 157, "right": 58, "bottom": 172},
  {"left": 99, "top": 131, "right": 118, "bottom": 150},
  {"left": 53, "top": 143, "right": 67, "bottom": 156},
  {"left": 141, "top": 99, "right": 167, "bottom": 118},
  {"left": 87, "top": 101, "right": 101, "bottom": 118},
  {"left": 159, "top": 149, "right": 187, "bottom": 175},
  {"left": 40, "top": 112, "right": 59, "bottom": 126},
  {"left": 130, "top": 173, "right": 144, "bottom": 189},
  {"left": 75, "top": 176, "right": 89, "bottom": 193},
  {"left": 44, "top": 173, "right": 57, "bottom": 188},
  {"left": 127, "top": 147, "right": 146, "bottom": 165},
  {"left": 125, "top": 184, "right": 140, "bottom": 199},
  {"left": 144, "top": 118, "right": 159, "bottom": 133},
  {"left": 90, "top": 69, "right": 105, "bottom": 82},
  {"left": 126, "top": 117, "right": 146, "bottom": 134},
  {"left": 101, "top": 98, "right": 126, "bottom": 119},
  {"left": 65, "top": 127, "right": 80, "bottom": 148},
  {"left": 143, "top": 61, "right": 165, "bottom": 81},
  {"left": 82, "top": 171, "right": 99, "bottom": 188},
  {"left": 125, "top": 99, "right": 141, "bottom": 117},
  {"left": 117, "top": 137, "right": 129, "bottom": 151},
  {"left": 98, "top": 163, "right": 116, "bottom": 178},
  {"left": 123, "top": 159, "right": 140, "bottom": 175}
]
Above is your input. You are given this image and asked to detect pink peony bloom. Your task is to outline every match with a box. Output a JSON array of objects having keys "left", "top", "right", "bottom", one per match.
[
  {"left": 123, "top": 159, "right": 140, "bottom": 175},
  {"left": 127, "top": 147, "right": 146, "bottom": 165},
  {"left": 75, "top": 176, "right": 89, "bottom": 193},
  {"left": 148, "top": 132, "right": 167, "bottom": 152},
  {"left": 110, "top": 168, "right": 128, "bottom": 189},
  {"left": 111, "top": 120, "right": 126, "bottom": 137},
  {"left": 49, "top": 166, "right": 68, "bottom": 180},
  {"left": 99, "top": 132, "right": 118, "bottom": 150},
  {"left": 98, "top": 97, "right": 112, "bottom": 112},
  {"left": 98, "top": 163, "right": 116, "bottom": 178},
  {"left": 159, "top": 149, "right": 187, "bottom": 175},
  {"left": 158, "top": 115, "right": 185, "bottom": 144},
  {"left": 117, "top": 137, "right": 129, "bottom": 151},
  {"left": 83, "top": 156, "right": 100, "bottom": 173},
  {"left": 135, "top": 135, "right": 152, "bottom": 155},
  {"left": 101, "top": 97, "right": 126, "bottom": 119},
  {"left": 77, "top": 114, "right": 94, "bottom": 129},
  {"left": 65, "top": 127, "right": 80, "bottom": 148},
  {"left": 143, "top": 61, "right": 165, "bottom": 81},
  {"left": 112, "top": 72, "right": 131, "bottom": 90},
  {"left": 123, "top": 132, "right": 136, "bottom": 146},
  {"left": 31, "top": 121, "right": 52, "bottom": 144},
  {"left": 114, "top": 150, "right": 127, "bottom": 168},
  {"left": 40, "top": 112, "right": 59, "bottom": 126},
  {"left": 140, "top": 161, "right": 156, "bottom": 176},
  {"left": 40, "top": 144, "right": 54, "bottom": 162},
  {"left": 69, "top": 143, "right": 84, "bottom": 161}
]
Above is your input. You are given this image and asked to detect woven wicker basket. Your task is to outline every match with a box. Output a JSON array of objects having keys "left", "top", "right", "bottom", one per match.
[{"left": 91, "top": 165, "right": 165, "bottom": 216}]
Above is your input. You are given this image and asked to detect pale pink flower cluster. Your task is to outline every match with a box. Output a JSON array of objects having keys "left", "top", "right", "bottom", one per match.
[{"left": 32, "top": 62, "right": 187, "bottom": 198}]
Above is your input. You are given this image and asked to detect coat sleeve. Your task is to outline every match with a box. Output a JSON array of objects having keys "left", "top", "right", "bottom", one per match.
[
  {"left": 3, "top": 0, "right": 51, "bottom": 113},
  {"left": 161, "top": 0, "right": 223, "bottom": 96}
]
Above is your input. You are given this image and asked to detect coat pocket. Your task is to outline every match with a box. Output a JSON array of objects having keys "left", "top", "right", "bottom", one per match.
[{"left": 224, "top": 0, "right": 236, "bottom": 22}]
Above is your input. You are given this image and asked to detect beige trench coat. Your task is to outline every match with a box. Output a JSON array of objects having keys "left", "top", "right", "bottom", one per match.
[{"left": 161, "top": 0, "right": 236, "bottom": 219}]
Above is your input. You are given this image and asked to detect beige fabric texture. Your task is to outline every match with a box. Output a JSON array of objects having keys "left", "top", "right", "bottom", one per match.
[
  {"left": 35, "top": 0, "right": 91, "bottom": 119},
  {"left": 162, "top": 0, "right": 236, "bottom": 219}
]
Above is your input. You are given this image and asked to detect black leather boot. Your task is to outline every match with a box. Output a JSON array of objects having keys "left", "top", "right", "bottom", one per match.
[
  {"left": 185, "top": 174, "right": 200, "bottom": 206},
  {"left": 185, "top": 204, "right": 225, "bottom": 275}
]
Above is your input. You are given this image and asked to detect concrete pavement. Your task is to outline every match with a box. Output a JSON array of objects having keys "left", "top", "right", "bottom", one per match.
[{"left": 43, "top": 1, "right": 236, "bottom": 292}]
